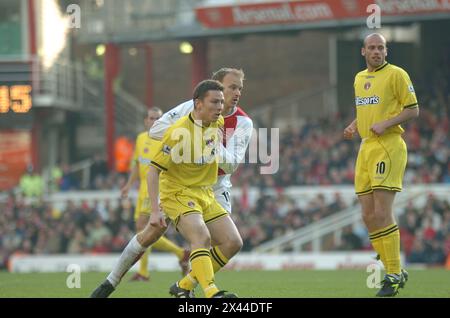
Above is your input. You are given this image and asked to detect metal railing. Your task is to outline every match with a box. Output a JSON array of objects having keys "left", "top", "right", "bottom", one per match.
[
  {"left": 114, "top": 86, "right": 147, "bottom": 137},
  {"left": 32, "top": 58, "right": 83, "bottom": 110},
  {"left": 253, "top": 203, "right": 362, "bottom": 253},
  {"left": 78, "top": 73, "right": 147, "bottom": 137},
  {"left": 252, "top": 186, "right": 450, "bottom": 253}
]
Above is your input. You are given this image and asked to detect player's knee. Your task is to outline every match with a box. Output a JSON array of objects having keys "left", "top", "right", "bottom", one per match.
[
  {"left": 138, "top": 233, "right": 152, "bottom": 247},
  {"left": 227, "top": 234, "right": 243, "bottom": 255},
  {"left": 362, "top": 210, "right": 375, "bottom": 225},
  {"left": 200, "top": 232, "right": 212, "bottom": 247},
  {"left": 373, "top": 207, "right": 389, "bottom": 224},
  {"left": 189, "top": 228, "right": 211, "bottom": 248},
  {"left": 136, "top": 219, "right": 147, "bottom": 232},
  {"left": 135, "top": 213, "right": 150, "bottom": 231},
  {"left": 191, "top": 236, "right": 211, "bottom": 249},
  {"left": 139, "top": 228, "right": 161, "bottom": 247}
]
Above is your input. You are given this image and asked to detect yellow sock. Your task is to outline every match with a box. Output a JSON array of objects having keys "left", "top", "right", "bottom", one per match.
[
  {"left": 138, "top": 247, "right": 151, "bottom": 278},
  {"left": 210, "top": 246, "right": 229, "bottom": 272},
  {"left": 369, "top": 224, "right": 400, "bottom": 274},
  {"left": 189, "top": 248, "right": 219, "bottom": 298},
  {"left": 179, "top": 246, "right": 229, "bottom": 290},
  {"left": 152, "top": 236, "right": 184, "bottom": 259},
  {"left": 179, "top": 272, "right": 197, "bottom": 290},
  {"left": 369, "top": 234, "right": 386, "bottom": 264},
  {"left": 382, "top": 225, "right": 401, "bottom": 275}
]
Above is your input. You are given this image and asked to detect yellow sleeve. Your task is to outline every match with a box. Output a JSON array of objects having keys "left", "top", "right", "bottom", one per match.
[
  {"left": 132, "top": 135, "right": 139, "bottom": 162},
  {"left": 147, "top": 138, "right": 162, "bottom": 161},
  {"left": 218, "top": 115, "right": 224, "bottom": 128},
  {"left": 149, "top": 127, "right": 182, "bottom": 172},
  {"left": 217, "top": 115, "right": 225, "bottom": 145},
  {"left": 394, "top": 69, "right": 419, "bottom": 109},
  {"left": 128, "top": 135, "right": 140, "bottom": 170}
]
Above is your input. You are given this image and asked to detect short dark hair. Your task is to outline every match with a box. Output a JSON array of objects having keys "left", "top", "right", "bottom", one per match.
[{"left": 193, "top": 80, "right": 224, "bottom": 101}]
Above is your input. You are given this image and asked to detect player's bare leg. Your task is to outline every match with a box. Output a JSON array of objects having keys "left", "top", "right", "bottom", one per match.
[
  {"left": 137, "top": 220, "right": 168, "bottom": 246},
  {"left": 129, "top": 214, "right": 151, "bottom": 281},
  {"left": 359, "top": 193, "right": 376, "bottom": 232},
  {"left": 90, "top": 220, "right": 167, "bottom": 297},
  {"left": 372, "top": 190, "right": 396, "bottom": 228},
  {"left": 174, "top": 214, "right": 237, "bottom": 298},
  {"left": 208, "top": 215, "right": 243, "bottom": 260},
  {"left": 359, "top": 190, "right": 406, "bottom": 297},
  {"left": 173, "top": 215, "right": 242, "bottom": 294}
]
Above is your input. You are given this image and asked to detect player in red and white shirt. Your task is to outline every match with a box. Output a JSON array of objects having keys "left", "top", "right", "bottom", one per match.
[{"left": 150, "top": 68, "right": 253, "bottom": 297}]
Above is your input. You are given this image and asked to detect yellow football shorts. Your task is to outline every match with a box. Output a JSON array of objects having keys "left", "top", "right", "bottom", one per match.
[
  {"left": 355, "top": 133, "right": 407, "bottom": 196},
  {"left": 159, "top": 180, "right": 228, "bottom": 228},
  {"left": 134, "top": 195, "right": 151, "bottom": 220}
]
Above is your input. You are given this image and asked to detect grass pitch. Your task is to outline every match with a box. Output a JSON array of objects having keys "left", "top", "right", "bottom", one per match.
[{"left": 0, "top": 269, "right": 449, "bottom": 298}]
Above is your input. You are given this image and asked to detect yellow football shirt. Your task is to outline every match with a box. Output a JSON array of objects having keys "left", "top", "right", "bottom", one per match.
[
  {"left": 132, "top": 132, "right": 157, "bottom": 197},
  {"left": 150, "top": 113, "right": 224, "bottom": 188},
  {"left": 354, "top": 62, "right": 419, "bottom": 139}
]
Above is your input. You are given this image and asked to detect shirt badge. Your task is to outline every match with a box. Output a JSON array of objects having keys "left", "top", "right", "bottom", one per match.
[{"left": 162, "top": 145, "right": 171, "bottom": 155}]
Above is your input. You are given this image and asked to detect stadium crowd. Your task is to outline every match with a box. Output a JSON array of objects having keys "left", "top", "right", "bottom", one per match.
[
  {"left": 18, "top": 80, "right": 449, "bottom": 194},
  {"left": 1, "top": 189, "right": 448, "bottom": 269},
  {"left": 232, "top": 192, "right": 351, "bottom": 251},
  {"left": 399, "top": 194, "right": 450, "bottom": 265},
  {"left": 0, "top": 191, "right": 347, "bottom": 268},
  {"left": 237, "top": 106, "right": 449, "bottom": 189},
  {"left": 2, "top": 74, "right": 449, "bottom": 270},
  {"left": 0, "top": 194, "right": 135, "bottom": 270}
]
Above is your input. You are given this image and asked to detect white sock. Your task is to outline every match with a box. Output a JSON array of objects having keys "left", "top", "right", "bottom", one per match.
[{"left": 107, "top": 235, "right": 146, "bottom": 287}]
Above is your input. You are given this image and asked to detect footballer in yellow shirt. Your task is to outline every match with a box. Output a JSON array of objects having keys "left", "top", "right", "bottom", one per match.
[
  {"left": 148, "top": 80, "right": 235, "bottom": 298},
  {"left": 150, "top": 112, "right": 227, "bottom": 225},
  {"left": 90, "top": 80, "right": 237, "bottom": 299},
  {"left": 121, "top": 108, "right": 189, "bottom": 281},
  {"left": 352, "top": 59, "right": 418, "bottom": 194},
  {"left": 343, "top": 33, "right": 419, "bottom": 297}
]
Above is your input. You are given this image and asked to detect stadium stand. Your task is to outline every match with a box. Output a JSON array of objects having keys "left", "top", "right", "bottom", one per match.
[
  {"left": 1, "top": 1, "right": 449, "bottom": 281},
  {"left": 2, "top": 74, "right": 448, "bottom": 270}
]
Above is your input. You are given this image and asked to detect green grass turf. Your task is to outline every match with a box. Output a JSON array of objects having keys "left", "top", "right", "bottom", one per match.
[{"left": 0, "top": 269, "right": 449, "bottom": 298}]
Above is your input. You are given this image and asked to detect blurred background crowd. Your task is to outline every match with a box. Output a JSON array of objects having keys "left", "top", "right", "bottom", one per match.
[{"left": 1, "top": 0, "right": 449, "bottom": 271}]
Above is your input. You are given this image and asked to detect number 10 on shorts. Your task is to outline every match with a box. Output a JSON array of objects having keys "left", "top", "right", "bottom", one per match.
[{"left": 376, "top": 161, "right": 386, "bottom": 174}]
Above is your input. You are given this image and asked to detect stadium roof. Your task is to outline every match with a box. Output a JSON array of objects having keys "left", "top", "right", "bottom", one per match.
[{"left": 77, "top": 0, "right": 450, "bottom": 44}]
